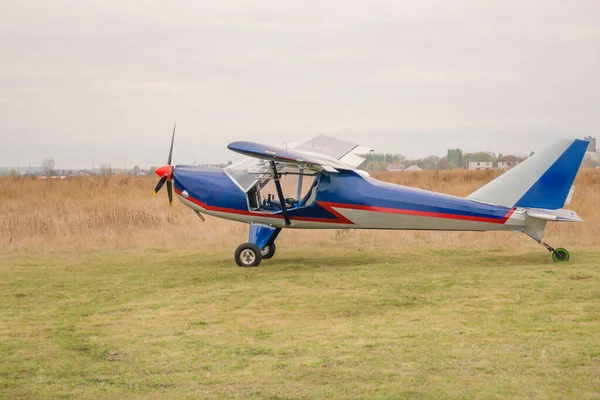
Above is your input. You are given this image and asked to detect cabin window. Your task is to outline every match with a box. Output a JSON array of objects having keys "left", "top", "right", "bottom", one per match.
[{"left": 246, "top": 172, "right": 320, "bottom": 212}]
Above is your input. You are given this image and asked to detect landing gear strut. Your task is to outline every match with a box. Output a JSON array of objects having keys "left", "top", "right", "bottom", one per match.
[{"left": 537, "top": 240, "right": 570, "bottom": 263}]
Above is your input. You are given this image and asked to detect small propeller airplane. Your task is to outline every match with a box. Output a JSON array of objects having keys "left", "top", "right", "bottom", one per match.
[{"left": 153, "top": 125, "right": 588, "bottom": 267}]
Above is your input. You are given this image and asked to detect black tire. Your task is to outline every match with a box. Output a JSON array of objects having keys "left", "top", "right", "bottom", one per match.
[
  {"left": 261, "top": 243, "right": 276, "bottom": 259},
  {"left": 234, "top": 243, "right": 262, "bottom": 267}
]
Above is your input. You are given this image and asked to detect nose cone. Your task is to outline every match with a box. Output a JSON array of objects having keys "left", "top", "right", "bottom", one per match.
[{"left": 155, "top": 165, "right": 173, "bottom": 178}]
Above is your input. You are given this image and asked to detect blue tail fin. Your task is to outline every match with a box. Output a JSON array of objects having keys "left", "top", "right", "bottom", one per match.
[{"left": 468, "top": 139, "right": 589, "bottom": 210}]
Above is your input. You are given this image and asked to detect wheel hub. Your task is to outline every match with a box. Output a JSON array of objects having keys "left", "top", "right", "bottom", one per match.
[
  {"left": 240, "top": 249, "right": 256, "bottom": 265},
  {"left": 261, "top": 245, "right": 270, "bottom": 256}
]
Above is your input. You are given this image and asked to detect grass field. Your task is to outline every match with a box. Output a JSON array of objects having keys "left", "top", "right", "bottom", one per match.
[
  {"left": 1, "top": 170, "right": 599, "bottom": 398},
  {"left": 1, "top": 247, "right": 599, "bottom": 399}
]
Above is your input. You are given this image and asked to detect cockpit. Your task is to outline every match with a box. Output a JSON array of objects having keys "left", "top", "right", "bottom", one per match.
[
  {"left": 246, "top": 173, "right": 320, "bottom": 212},
  {"left": 224, "top": 159, "right": 321, "bottom": 214}
]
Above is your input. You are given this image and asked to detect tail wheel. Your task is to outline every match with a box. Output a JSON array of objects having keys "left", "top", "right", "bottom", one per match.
[
  {"left": 235, "top": 243, "right": 262, "bottom": 267},
  {"left": 552, "top": 248, "right": 570, "bottom": 263},
  {"left": 261, "top": 243, "right": 276, "bottom": 259}
]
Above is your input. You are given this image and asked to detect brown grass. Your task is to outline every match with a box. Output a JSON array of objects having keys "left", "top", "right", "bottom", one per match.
[{"left": 1, "top": 169, "right": 599, "bottom": 253}]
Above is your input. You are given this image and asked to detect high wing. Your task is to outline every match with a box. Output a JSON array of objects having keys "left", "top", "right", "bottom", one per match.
[
  {"left": 287, "top": 134, "right": 374, "bottom": 168},
  {"left": 227, "top": 141, "right": 328, "bottom": 171},
  {"left": 225, "top": 135, "right": 373, "bottom": 192}
]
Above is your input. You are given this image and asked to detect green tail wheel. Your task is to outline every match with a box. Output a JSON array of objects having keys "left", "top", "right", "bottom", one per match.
[{"left": 552, "top": 248, "right": 570, "bottom": 263}]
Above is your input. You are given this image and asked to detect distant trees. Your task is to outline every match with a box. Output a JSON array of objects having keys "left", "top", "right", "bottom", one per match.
[
  {"left": 132, "top": 165, "right": 141, "bottom": 175},
  {"left": 447, "top": 149, "right": 463, "bottom": 168},
  {"left": 437, "top": 157, "right": 449, "bottom": 170},
  {"left": 358, "top": 145, "right": 536, "bottom": 171},
  {"left": 99, "top": 163, "right": 113, "bottom": 176},
  {"left": 41, "top": 157, "right": 56, "bottom": 176},
  {"left": 366, "top": 153, "right": 407, "bottom": 170},
  {"left": 420, "top": 155, "right": 440, "bottom": 170},
  {"left": 462, "top": 152, "right": 494, "bottom": 167}
]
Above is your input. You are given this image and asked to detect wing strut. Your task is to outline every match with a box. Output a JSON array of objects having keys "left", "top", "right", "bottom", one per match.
[
  {"left": 296, "top": 167, "right": 304, "bottom": 201},
  {"left": 270, "top": 161, "right": 291, "bottom": 227}
]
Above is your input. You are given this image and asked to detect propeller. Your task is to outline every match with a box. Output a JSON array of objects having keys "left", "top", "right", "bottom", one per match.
[{"left": 153, "top": 123, "right": 176, "bottom": 206}]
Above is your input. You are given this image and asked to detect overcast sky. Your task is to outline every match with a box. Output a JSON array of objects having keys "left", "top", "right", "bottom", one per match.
[{"left": 1, "top": 0, "right": 599, "bottom": 169}]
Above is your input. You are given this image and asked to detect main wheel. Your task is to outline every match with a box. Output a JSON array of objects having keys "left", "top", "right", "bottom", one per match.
[
  {"left": 552, "top": 248, "right": 570, "bottom": 263},
  {"left": 261, "top": 243, "right": 276, "bottom": 259},
  {"left": 235, "top": 243, "right": 262, "bottom": 267}
]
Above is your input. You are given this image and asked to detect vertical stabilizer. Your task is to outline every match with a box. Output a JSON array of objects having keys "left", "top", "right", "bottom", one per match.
[{"left": 467, "top": 139, "right": 589, "bottom": 209}]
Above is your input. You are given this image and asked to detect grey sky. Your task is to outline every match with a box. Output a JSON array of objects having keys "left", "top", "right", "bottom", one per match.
[{"left": 1, "top": 0, "right": 599, "bottom": 169}]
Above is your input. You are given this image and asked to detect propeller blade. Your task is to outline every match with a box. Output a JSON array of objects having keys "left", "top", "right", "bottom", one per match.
[
  {"left": 153, "top": 174, "right": 168, "bottom": 195},
  {"left": 167, "top": 122, "right": 176, "bottom": 165},
  {"left": 167, "top": 180, "right": 173, "bottom": 206}
]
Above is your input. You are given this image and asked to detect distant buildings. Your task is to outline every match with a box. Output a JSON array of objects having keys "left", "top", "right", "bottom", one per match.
[
  {"left": 468, "top": 161, "right": 493, "bottom": 171},
  {"left": 386, "top": 163, "right": 406, "bottom": 172},
  {"left": 497, "top": 155, "right": 520, "bottom": 170},
  {"left": 385, "top": 164, "right": 424, "bottom": 172}
]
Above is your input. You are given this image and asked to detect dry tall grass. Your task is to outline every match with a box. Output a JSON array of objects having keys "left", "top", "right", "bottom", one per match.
[{"left": 1, "top": 170, "right": 599, "bottom": 253}]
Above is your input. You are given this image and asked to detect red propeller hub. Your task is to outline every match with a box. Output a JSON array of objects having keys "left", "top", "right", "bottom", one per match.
[{"left": 155, "top": 165, "right": 173, "bottom": 179}]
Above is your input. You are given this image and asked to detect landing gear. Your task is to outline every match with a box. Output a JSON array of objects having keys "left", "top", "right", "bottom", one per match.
[
  {"left": 552, "top": 248, "right": 570, "bottom": 263},
  {"left": 538, "top": 240, "right": 570, "bottom": 263},
  {"left": 246, "top": 224, "right": 281, "bottom": 266},
  {"left": 261, "top": 243, "right": 276, "bottom": 259},
  {"left": 524, "top": 232, "right": 570, "bottom": 263},
  {"left": 234, "top": 243, "right": 262, "bottom": 267}
]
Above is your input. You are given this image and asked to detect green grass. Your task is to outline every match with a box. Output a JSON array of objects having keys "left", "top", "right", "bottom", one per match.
[{"left": 1, "top": 247, "right": 599, "bottom": 399}]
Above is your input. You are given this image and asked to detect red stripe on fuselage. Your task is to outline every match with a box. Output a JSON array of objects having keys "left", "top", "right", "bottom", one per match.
[
  {"left": 319, "top": 201, "right": 515, "bottom": 224},
  {"left": 175, "top": 189, "right": 514, "bottom": 225}
]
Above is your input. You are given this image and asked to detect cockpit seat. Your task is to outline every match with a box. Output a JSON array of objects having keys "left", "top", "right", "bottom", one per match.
[
  {"left": 260, "top": 199, "right": 281, "bottom": 211},
  {"left": 297, "top": 178, "right": 320, "bottom": 207}
]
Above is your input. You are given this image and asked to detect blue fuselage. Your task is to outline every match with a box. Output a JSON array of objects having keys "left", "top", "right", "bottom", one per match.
[{"left": 172, "top": 166, "right": 518, "bottom": 231}]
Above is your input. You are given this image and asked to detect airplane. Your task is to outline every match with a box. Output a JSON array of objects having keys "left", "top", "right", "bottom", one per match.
[{"left": 153, "top": 125, "right": 589, "bottom": 267}]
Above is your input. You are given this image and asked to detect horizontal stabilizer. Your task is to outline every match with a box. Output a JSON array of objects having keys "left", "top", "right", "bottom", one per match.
[
  {"left": 526, "top": 208, "right": 583, "bottom": 222},
  {"left": 467, "top": 139, "right": 589, "bottom": 209}
]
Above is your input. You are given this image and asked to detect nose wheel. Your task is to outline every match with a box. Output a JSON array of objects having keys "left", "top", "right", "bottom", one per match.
[{"left": 234, "top": 243, "right": 262, "bottom": 267}]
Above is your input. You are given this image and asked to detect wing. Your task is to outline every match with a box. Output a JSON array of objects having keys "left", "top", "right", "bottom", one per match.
[
  {"left": 288, "top": 134, "right": 373, "bottom": 168},
  {"left": 227, "top": 141, "right": 324, "bottom": 170},
  {"left": 225, "top": 135, "right": 373, "bottom": 192}
]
